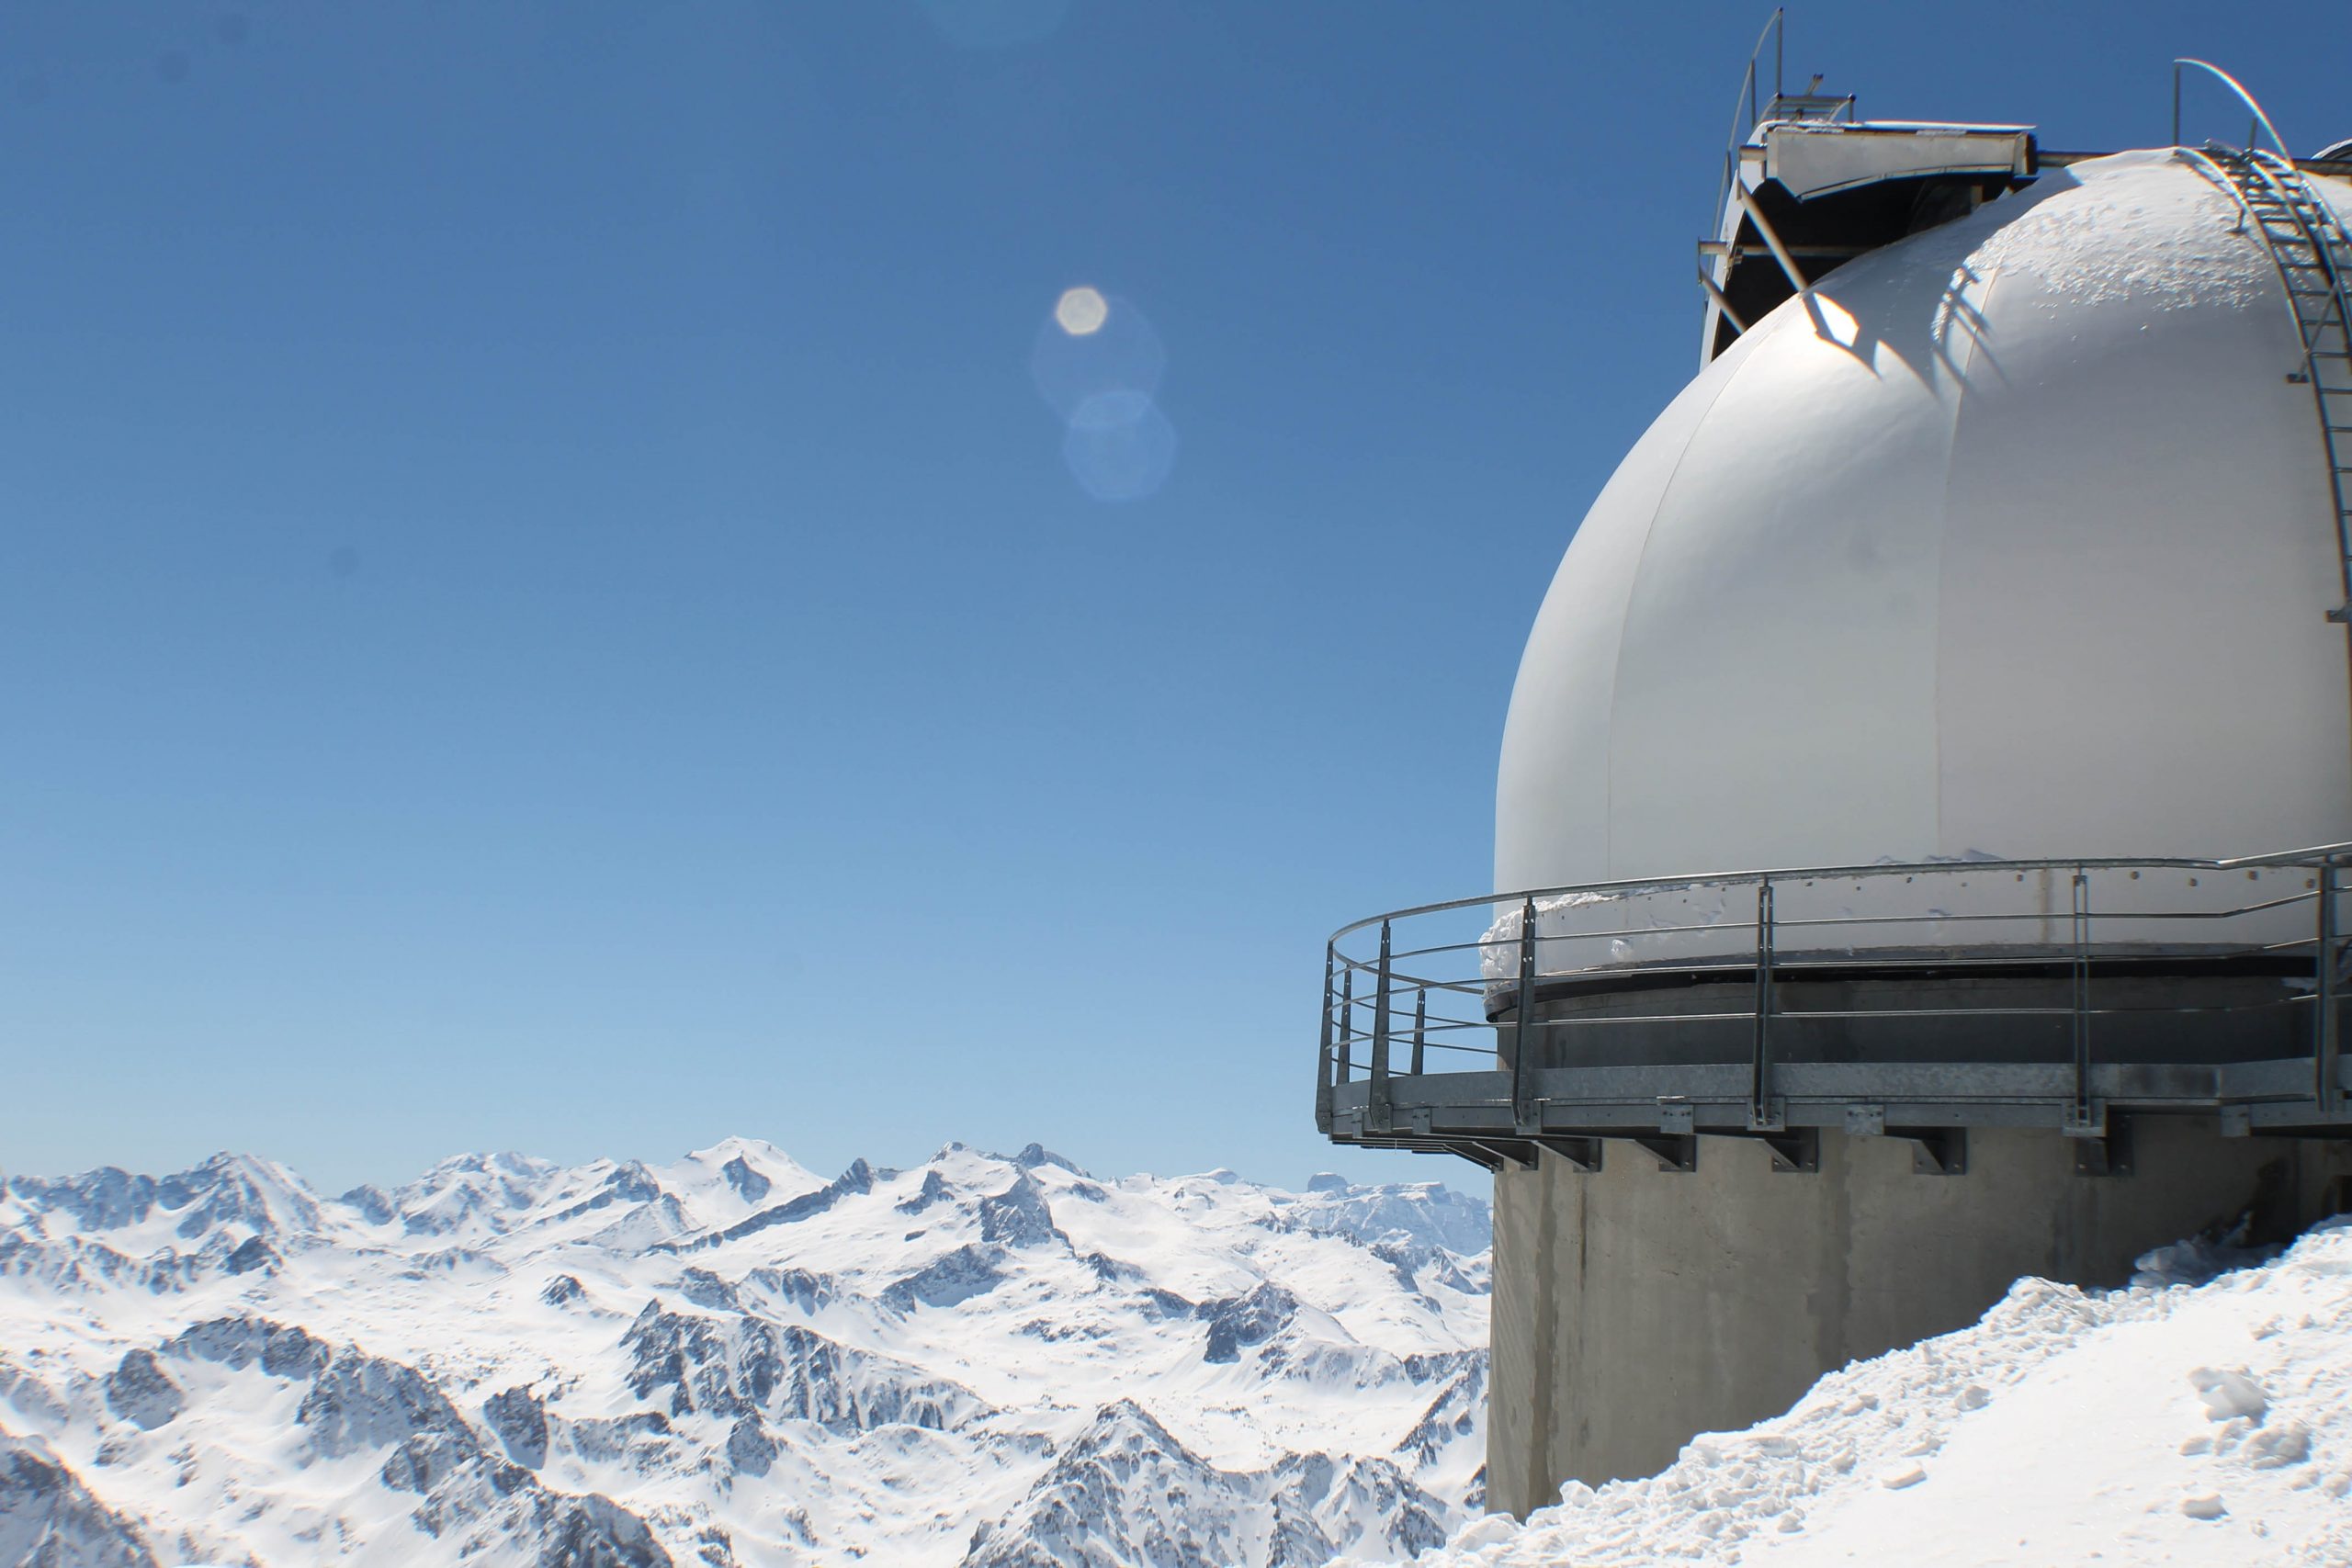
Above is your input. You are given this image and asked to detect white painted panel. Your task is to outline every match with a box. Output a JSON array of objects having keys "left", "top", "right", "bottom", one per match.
[
  {"left": 1935, "top": 165, "right": 2352, "bottom": 862},
  {"left": 1493, "top": 363, "right": 1740, "bottom": 892},
  {"left": 1603, "top": 265, "right": 1959, "bottom": 880},
  {"left": 1497, "top": 152, "right": 2352, "bottom": 953}
]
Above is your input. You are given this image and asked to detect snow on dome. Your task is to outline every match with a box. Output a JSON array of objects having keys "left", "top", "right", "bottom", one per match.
[{"left": 1498, "top": 151, "right": 2352, "bottom": 893}]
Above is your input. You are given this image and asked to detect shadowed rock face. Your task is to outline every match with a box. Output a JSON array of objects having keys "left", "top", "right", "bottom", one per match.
[
  {"left": 897, "top": 1169, "right": 950, "bottom": 1214},
  {"left": 6, "top": 1155, "right": 322, "bottom": 1243},
  {"left": 725, "top": 1415, "right": 779, "bottom": 1478},
  {"left": 6, "top": 1168, "right": 161, "bottom": 1233},
  {"left": 485, "top": 1385, "right": 549, "bottom": 1470},
  {"left": 964, "top": 1401, "right": 1453, "bottom": 1568},
  {"left": 0, "top": 1145, "right": 1492, "bottom": 1567},
  {"left": 1199, "top": 1284, "right": 1298, "bottom": 1365},
  {"left": 879, "top": 1245, "right": 1006, "bottom": 1313},
  {"left": 978, "top": 1175, "right": 1066, "bottom": 1250},
  {"left": 0, "top": 1434, "right": 161, "bottom": 1568},
  {"left": 718, "top": 1157, "right": 770, "bottom": 1204},
  {"left": 103, "top": 1349, "right": 183, "bottom": 1431},
  {"left": 225, "top": 1235, "right": 279, "bottom": 1276},
  {"left": 620, "top": 1301, "right": 989, "bottom": 1432},
  {"left": 137, "top": 1314, "right": 673, "bottom": 1564},
  {"left": 170, "top": 1316, "right": 329, "bottom": 1380},
  {"left": 653, "top": 1160, "right": 877, "bottom": 1256}
]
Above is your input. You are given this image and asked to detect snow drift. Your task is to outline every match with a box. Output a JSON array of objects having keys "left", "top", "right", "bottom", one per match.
[{"left": 1364, "top": 1215, "right": 2352, "bottom": 1568}]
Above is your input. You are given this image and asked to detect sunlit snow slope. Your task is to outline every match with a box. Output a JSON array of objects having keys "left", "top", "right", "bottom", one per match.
[
  {"left": 1361, "top": 1219, "right": 2352, "bottom": 1568},
  {"left": 0, "top": 1142, "right": 1489, "bottom": 1567}
]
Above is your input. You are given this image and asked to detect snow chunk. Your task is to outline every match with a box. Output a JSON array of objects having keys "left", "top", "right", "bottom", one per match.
[{"left": 2189, "top": 1367, "right": 2267, "bottom": 1423}]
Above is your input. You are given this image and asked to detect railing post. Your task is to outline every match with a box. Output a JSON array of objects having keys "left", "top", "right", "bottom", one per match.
[
  {"left": 2320, "top": 863, "right": 2342, "bottom": 1116},
  {"left": 1315, "top": 945, "right": 1336, "bottom": 1134},
  {"left": 1511, "top": 895, "right": 1539, "bottom": 1131},
  {"left": 2070, "top": 868, "right": 2093, "bottom": 1128},
  {"left": 1337, "top": 965, "right": 1353, "bottom": 1085},
  {"left": 1369, "top": 920, "right": 1394, "bottom": 1133},
  {"left": 1749, "top": 878, "right": 1776, "bottom": 1128},
  {"left": 1410, "top": 986, "right": 1428, "bottom": 1077}
]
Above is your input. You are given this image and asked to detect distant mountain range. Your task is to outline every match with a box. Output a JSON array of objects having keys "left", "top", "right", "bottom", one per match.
[{"left": 0, "top": 1140, "right": 1489, "bottom": 1567}]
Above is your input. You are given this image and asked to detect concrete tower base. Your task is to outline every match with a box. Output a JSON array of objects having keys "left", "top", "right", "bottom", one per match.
[{"left": 1487, "top": 1121, "right": 2351, "bottom": 1517}]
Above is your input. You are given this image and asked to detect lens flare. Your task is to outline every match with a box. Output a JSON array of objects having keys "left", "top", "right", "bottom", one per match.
[
  {"left": 1031, "top": 289, "right": 1178, "bottom": 502},
  {"left": 1054, "top": 287, "right": 1109, "bottom": 336},
  {"left": 1062, "top": 390, "right": 1178, "bottom": 502},
  {"left": 1031, "top": 292, "right": 1164, "bottom": 422}
]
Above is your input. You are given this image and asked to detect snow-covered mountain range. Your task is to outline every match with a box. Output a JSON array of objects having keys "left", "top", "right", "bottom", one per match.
[{"left": 0, "top": 1141, "right": 1489, "bottom": 1567}]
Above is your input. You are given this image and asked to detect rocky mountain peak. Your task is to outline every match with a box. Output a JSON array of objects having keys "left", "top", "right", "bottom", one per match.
[{"left": 0, "top": 1141, "right": 1489, "bottom": 1566}]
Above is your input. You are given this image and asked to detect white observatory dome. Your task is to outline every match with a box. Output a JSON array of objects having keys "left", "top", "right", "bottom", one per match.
[{"left": 1498, "top": 150, "right": 2352, "bottom": 893}]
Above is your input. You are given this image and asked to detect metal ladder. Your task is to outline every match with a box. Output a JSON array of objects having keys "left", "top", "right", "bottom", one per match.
[{"left": 2185, "top": 144, "right": 2352, "bottom": 616}]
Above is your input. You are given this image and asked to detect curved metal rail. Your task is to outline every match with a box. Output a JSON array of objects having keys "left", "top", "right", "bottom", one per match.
[
  {"left": 1315, "top": 844, "right": 2352, "bottom": 1174},
  {"left": 2172, "top": 59, "right": 2292, "bottom": 161}
]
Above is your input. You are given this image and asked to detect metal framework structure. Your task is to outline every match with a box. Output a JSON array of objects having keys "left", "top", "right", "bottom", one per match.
[
  {"left": 1317, "top": 59, "right": 2352, "bottom": 1179},
  {"left": 2171, "top": 62, "right": 2352, "bottom": 624},
  {"left": 1316, "top": 846, "right": 2352, "bottom": 1175}
]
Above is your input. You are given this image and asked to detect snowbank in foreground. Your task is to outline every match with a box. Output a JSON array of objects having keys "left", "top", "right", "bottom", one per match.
[{"left": 1355, "top": 1217, "right": 2352, "bottom": 1568}]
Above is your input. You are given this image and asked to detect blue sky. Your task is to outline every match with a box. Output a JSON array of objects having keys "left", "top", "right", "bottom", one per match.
[{"left": 0, "top": 1, "right": 2342, "bottom": 1194}]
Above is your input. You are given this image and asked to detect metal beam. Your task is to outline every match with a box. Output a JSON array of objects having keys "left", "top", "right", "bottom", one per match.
[
  {"left": 1892, "top": 1125, "right": 1967, "bottom": 1176},
  {"left": 1697, "top": 267, "right": 1751, "bottom": 338},
  {"left": 1627, "top": 1134, "right": 1699, "bottom": 1173},
  {"left": 1754, "top": 1126, "right": 1818, "bottom": 1173},
  {"left": 1532, "top": 1135, "right": 1604, "bottom": 1172},
  {"left": 1369, "top": 920, "right": 1394, "bottom": 1133},
  {"left": 1749, "top": 880, "right": 1777, "bottom": 1129},
  {"left": 1733, "top": 184, "right": 1811, "bottom": 296},
  {"left": 1314, "top": 946, "right": 1336, "bottom": 1134},
  {"left": 2321, "top": 863, "right": 2341, "bottom": 1117},
  {"left": 1511, "top": 895, "right": 1539, "bottom": 1131},
  {"left": 2073, "top": 1114, "right": 2133, "bottom": 1178}
]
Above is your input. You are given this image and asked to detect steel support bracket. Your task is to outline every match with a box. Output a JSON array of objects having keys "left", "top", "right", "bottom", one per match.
[
  {"left": 1657, "top": 1097, "right": 1695, "bottom": 1134},
  {"left": 1628, "top": 1133, "right": 1700, "bottom": 1173},
  {"left": 1755, "top": 1126, "right": 1818, "bottom": 1173},
  {"left": 1892, "top": 1125, "right": 1967, "bottom": 1176},
  {"left": 1845, "top": 1103, "right": 1887, "bottom": 1136},
  {"left": 1746, "top": 1098, "right": 1788, "bottom": 1134},
  {"left": 2073, "top": 1115, "right": 2134, "bottom": 1178},
  {"left": 1470, "top": 1138, "right": 1542, "bottom": 1172},
  {"left": 1533, "top": 1136, "right": 1603, "bottom": 1173},
  {"left": 2061, "top": 1101, "right": 2108, "bottom": 1137}
]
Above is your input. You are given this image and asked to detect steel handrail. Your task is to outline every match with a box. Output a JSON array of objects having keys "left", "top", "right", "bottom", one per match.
[
  {"left": 1327, "top": 843, "right": 2352, "bottom": 945},
  {"left": 2173, "top": 59, "right": 2291, "bottom": 161}
]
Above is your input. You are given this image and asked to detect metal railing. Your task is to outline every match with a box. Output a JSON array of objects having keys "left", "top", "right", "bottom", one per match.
[
  {"left": 1316, "top": 844, "right": 2352, "bottom": 1168},
  {"left": 2171, "top": 62, "right": 2352, "bottom": 629}
]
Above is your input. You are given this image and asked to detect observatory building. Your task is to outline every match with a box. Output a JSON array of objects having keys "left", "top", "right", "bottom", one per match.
[{"left": 1315, "top": 44, "right": 2352, "bottom": 1517}]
